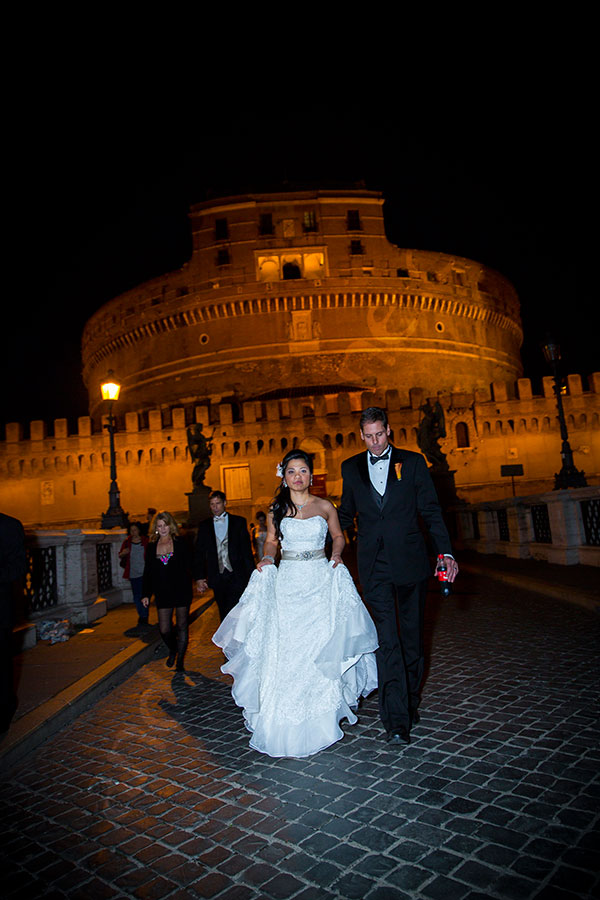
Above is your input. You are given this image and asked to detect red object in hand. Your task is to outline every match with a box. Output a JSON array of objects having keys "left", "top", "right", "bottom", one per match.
[{"left": 436, "top": 554, "right": 452, "bottom": 597}]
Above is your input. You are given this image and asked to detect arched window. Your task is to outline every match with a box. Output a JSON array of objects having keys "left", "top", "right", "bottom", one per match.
[
  {"left": 455, "top": 422, "right": 470, "bottom": 448},
  {"left": 283, "top": 261, "right": 301, "bottom": 280}
]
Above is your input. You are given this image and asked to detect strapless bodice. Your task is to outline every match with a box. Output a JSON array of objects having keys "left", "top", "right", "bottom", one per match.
[{"left": 280, "top": 515, "right": 328, "bottom": 553}]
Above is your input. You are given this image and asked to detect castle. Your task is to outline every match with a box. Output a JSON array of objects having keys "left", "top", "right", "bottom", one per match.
[{"left": 2, "top": 188, "right": 598, "bottom": 527}]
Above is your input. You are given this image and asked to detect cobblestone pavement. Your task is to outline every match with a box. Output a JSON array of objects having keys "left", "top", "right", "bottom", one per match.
[{"left": 1, "top": 573, "right": 599, "bottom": 899}]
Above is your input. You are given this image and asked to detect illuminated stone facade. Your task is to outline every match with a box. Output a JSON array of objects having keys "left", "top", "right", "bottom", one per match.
[
  {"left": 82, "top": 189, "right": 523, "bottom": 421},
  {"left": 2, "top": 188, "right": 598, "bottom": 527}
]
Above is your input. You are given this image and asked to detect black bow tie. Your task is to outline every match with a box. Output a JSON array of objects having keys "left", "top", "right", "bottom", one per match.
[
  {"left": 369, "top": 449, "right": 391, "bottom": 464},
  {"left": 214, "top": 513, "right": 227, "bottom": 520}
]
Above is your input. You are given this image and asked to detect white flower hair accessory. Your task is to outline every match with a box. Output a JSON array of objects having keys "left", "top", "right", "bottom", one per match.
[{"left": 275, "top": 462, "right": 284, "bottom": 478}]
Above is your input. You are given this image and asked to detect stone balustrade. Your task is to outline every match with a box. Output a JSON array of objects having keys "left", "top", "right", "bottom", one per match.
[
  {"left": 16, "top": 529, "right": 131, "bottom": 650},
  {"left": 455, "top": 486, "right": 600, "bottom": 566}
]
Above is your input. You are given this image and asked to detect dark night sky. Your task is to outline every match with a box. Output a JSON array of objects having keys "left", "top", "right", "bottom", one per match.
[{"left": 4, "top": 79, "right": 592, "bottom": 430}]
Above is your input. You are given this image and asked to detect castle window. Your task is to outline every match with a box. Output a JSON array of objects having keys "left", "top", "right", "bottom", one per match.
[
  {"left": 215, "top": 218, "right": 229, "bottom": 240},
  {"left": 222, "top": 464, "right": 251, "bottom": 500},
  {"left": 259, "top": 213, "right": 274, "bottom": 235},
  {"left": 427, "top": 271, "right": 439, "bottom": 283},
  {"left": 350, "top": 240, "right": 364, "bottom": 256},
  {"left": 455, "top": 422, "right": 470, "bottom": 448},
  {"left": 303, "top": 210, "right": 317, "bottom": 232},
  {"left": 396, "top": 268, "right": 409, "bottom": 278},
  {"left": 283, "top": 261, "right": 302, "bottom": 280},
  {"left": 217, "top": 249, "right": 230, "bottom": 266},
  {"left": 347, "top": 210, "right": 362, "bottom": 231},
  {"left": 452, "top": 271, "right": 464, "bottom": 285}
]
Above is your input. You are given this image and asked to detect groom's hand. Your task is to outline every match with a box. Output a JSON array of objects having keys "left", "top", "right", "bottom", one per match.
[{"left": 441, "top": 556, "right": 459, "bottom": 582}]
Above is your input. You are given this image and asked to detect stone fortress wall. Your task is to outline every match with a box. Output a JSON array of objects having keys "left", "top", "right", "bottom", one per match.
[
  {"left": 2, "top": 186, "right": 597, "bottom": 528},
  {"left": 2, "top": 377, "right": 598, "bottom": 529},
  {"left": 81, "top": 189, "right": 523, "bottom": 421}
]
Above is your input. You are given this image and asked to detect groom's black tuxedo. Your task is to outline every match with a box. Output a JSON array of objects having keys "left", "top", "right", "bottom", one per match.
[
  {"left": 339, "top": 446, "right": 452, "bottom": 737},
  {"left": 339, "top": 447, "right": 451, "bottom": 589}
]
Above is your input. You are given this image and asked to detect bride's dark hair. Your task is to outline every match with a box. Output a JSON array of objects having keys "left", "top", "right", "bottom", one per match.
[{"left": 271, "top": 449, "right": 314, "bottom": 539}]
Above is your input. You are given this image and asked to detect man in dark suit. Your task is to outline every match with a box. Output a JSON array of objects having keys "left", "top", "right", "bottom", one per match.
[
  {"left": 194, "top": 490, "right": 255, "bottom": 621},
  {"left": 0, "top": 512, "right": 27, "bottom": 733},
  {"left": 339, "top": 406, "right": 458, "bottom": 747}
]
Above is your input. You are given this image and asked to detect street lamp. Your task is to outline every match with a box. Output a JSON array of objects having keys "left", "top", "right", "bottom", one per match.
[
  {"left": 541, "top": 337, "right": 587, "bottom": 489},
  {"left": 100, "top": 371, "right": 129, "bottom": 528}
]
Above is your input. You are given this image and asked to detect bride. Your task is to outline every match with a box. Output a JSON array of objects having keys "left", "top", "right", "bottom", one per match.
[{"left": 212, "top": 450, "right": 378, "bottom": 758}]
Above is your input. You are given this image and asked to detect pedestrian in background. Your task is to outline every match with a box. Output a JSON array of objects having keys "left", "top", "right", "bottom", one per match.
[
  {"left": 251, "top": 511, "right": 268, "bottom": 563},
  {"left": 119, "top": 522, "right": 149, "bottom": 629},
  {"left": 141, "top": 512, "right": 193, "bottom": 672},
  {"left": 140, "top": 507, "right": 157, "bottom": 537},
  {"left": 194, "top": 491, "right": 255, "bottom": 621}
]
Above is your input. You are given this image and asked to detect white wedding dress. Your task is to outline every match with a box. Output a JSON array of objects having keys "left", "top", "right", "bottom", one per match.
[{"left": 212, "top": 515, "right": 378, "bottom": 758}]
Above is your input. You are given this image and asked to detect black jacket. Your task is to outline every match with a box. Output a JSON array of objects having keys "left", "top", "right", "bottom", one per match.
[
  {"left": 339, "top": 447, "right": 452, "bottom": 589},
  {"left": 142, "top": 536, "right": 193, "bottom": 605},
  {"left": 193, "top": 513, "right": 255, "bottom": 585}
]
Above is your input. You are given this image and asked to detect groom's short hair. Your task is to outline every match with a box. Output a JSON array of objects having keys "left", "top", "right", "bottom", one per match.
[
  {"left": 209, "top": 490, "right": 226, "bottom": 502},
  {"left": 360, "top": 406, "right": 388, "bottom": 430}
]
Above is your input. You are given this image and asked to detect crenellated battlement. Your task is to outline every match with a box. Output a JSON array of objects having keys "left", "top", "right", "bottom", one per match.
[{"left": 2, "top": 377, "right": 599, "bottom": 479}]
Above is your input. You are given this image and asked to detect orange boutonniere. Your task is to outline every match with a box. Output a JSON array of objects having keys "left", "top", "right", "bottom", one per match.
[{"left": 394, "top": 462, "right": 402, "bottom": 481}]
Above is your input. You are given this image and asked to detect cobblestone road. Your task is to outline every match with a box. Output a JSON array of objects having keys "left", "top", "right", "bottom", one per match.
[{"left": 1, "top": 573, "right": 599, "bottom": 899}]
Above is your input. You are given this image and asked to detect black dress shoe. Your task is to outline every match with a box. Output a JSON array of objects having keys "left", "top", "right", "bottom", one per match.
[
  {"left": 387, "top": 727, "right": 410, "bottom": 746},
  {"left": 166, "top": 653, "right": 176, "bottom": 668}
]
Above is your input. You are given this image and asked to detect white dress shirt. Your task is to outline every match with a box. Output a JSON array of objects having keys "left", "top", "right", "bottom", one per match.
[
  {"left": 213, "top": 512, "right": 228, "bottom": 542},
  {"left": 368, "top": 449, "right": 391, "bottom": 496}
]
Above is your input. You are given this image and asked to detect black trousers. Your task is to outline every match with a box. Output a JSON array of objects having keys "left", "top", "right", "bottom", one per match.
[
  {"left": 365, "top": 555, "right": 427, "bottom": 734},
  {"left": 212, "top": 569, "right": 248, "bottom": 621}
]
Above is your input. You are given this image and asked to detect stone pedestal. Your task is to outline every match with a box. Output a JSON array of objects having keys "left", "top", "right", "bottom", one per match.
[
  {"left": 186, "top": 486, "right": 212, "bottom": 526},
  {"left": 430, "top": 469, "right": 460, "bottom": 538}
]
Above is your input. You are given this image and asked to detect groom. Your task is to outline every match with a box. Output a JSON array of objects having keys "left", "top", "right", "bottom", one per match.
[{"left": 339, "top": 406, "right": 458, "bottom": 746}]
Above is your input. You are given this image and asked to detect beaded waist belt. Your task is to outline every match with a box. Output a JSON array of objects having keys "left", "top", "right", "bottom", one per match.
[{"left": 280, "top": 549, "right": 327, "bottom": 561}]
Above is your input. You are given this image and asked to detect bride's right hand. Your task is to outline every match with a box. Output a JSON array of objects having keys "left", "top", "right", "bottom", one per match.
[{"left": 257, "top": 555, "right": 275, "bottom": 572}]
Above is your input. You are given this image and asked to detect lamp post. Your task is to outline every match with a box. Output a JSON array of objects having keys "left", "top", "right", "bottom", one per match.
[
  {"left": 100, "top": 371, "right": 129, "bottom": 528},
  {"left": 541, "top": 337, "right": 587, "bottom": 489}
]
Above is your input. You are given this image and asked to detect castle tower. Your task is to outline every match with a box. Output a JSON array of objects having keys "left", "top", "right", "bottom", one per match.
[{"left": 82, "top": 188, "right": 523, "bottom": 421}]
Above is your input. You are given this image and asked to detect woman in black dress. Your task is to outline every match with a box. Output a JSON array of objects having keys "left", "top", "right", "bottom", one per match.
[{"left": 142, "top": 511, "right": 193, "bottom": 672}]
